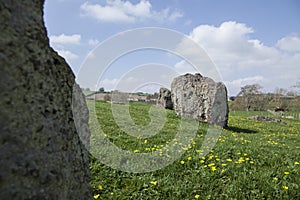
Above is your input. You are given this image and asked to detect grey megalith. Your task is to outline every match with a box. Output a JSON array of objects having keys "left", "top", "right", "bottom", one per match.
[{"left": 0, "top": 1, "right": 92, "bottom": 199}]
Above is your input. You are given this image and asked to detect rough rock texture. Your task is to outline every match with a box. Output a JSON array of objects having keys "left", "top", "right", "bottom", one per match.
[
  {"left": 171, "top": 73, "right": 228, "bottom": 127},
  {"left": 157, "top": 88, "right": 173, "bottom": 109},
  {"left": 0, "top": 1, "right": 91, "bottom": 199},
  {"left": 249, "top": 116, "right": 286, "bottom": 124}
]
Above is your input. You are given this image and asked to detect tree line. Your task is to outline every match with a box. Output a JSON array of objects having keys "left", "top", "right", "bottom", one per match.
[{"left": 230, "top": 82, "right": 300, "bottom": 112}]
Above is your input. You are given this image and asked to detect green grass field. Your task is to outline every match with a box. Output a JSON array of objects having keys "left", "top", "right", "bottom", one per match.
[{"left": 88, "top": 100, "right": 300, "bottom": 200}]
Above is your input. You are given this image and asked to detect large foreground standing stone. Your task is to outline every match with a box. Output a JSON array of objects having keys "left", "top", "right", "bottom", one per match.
[
  {"left": 171, "top": 73, "right": 228, "bottom": 127},
  {"left": 0, "top": 1, "right": 91, "bottom": 199}
]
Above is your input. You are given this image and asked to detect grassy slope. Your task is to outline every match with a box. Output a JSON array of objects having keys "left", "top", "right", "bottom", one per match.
[{"left": 89, "top": 100, "right": 300, "bottom": 200}]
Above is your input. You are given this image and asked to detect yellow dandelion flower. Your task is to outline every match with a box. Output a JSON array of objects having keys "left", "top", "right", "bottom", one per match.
[
  {"left": 188, "top": 157, "right": 192, "bottom": 161},
  {"left": 195, "top": 194, "right": 200, "bottom": 199},
  {"left": 98, "top": 185, "right": 103, "bottom": 190},
  {"left": 284, "top": 171, "right": 290, "bottom": 175},
  {"left": 295, "top": 161, "right": 300, "bottom": 165},
  {"left": 208, "top": 163, "right": 215, "bottom": 167},
  {"left": 201, "top": 157, "right": 206, "bottom": 160},
  {"left": 134, "top": 149, "right": 139, "bottom": 153},
  {"left": 282, "top": 186, "right": 288, "bottom": 190},
  {"left": 245, "top": 158, "right": 250, "bottom": 161},
  {"left": 200, "top": 160, "right": 205, "bottom": 163},
  {"left": 221, "top": 163, "right": 227, "bottom": 167},
  {"left": 203, "top": 165, "right": 207, "bottom": 168},
  {"left": 144, "top": 139, "right": 147, "bottom": 144},
  {"left": 150, "top": 181, "right": 157, "bottom": 186},
  {"left": 216, "top": 158, "right": 220, "bottom": 161},
  {"left": 226, "top": 158, "right": 232, "bottom": 162},
  {"left": 93, "top": 194, "right": 100, "bottom": 199},
  {"left": 273, "top": 177, "right": 278, "bottom": 181},
  {"left": 249, "top": 161, "right": 254, "bottom": 164},
  {"left": 180, "top": 160, "right": 185, "bottom": 164},
  {"left": 211, "top": 166, "right": 217, "bottom": 172},
  {"left": 243, "top": 153, "right": 247, "bottom": 156}
]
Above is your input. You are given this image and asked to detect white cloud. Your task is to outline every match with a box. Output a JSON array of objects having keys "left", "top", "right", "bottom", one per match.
[
  {"left": 49, "top": 34, "right": 81, "bottom": 65},
  {"left": 98, "top": 78, "right": 119, "bottom": 91},
  {"left": 276, "top": 35, "right": 300, "bottom": 52},
  {"left": 80, "top": 0, "right": 183, "bottom": 23},
  {"left": 120, "top": 0, "right": 151, "bottom": 17},
  {"left": 174, "top": 60, "right": 198, "bottom": 74},
  {"left": 188, "top": 21, "right": 257, "bottom": 62},
  {"left": 227, "top": 76, "right": 265, "bottom": 85},
  {"left": 57, "top": 49, "right": 79, "bottom": 61},
  {"left": 175, "top": 36, "right": 222, "bottom": 82},
  {"left": 168, "top": 11, "right": 183, "bottom": 22},
  {"left": 88, "top": 39, "right": 99, "bottom": 46},
  {"left": 175, "top": 21, "right": 300, "bottom": 95},
  {"left": 224, "top": 76, "right": 265, "bottom": 95},
  {"left": 50, "top": 34, "right": 81, "bottom": 45},
  {"left": 80, "top": 1, "right": 135, "bottom": 23}
]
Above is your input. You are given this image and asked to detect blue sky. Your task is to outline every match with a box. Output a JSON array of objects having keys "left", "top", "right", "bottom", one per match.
[{"left": 44, "top": 0, "right": 300, "bottom": 95}]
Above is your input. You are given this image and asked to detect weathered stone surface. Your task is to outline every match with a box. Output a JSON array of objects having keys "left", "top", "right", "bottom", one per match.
[
  {"left": 248, "top": 116, "right": 286, "bottom": 124},
  {"left": 171, "top": 73, "right": 228, "bottom": 127},
  {"left": 0, "top": 1, "right": 91, "bottom": 199},
  {"left": 157, "top": 88, "right": 173, "bottom": 109}
]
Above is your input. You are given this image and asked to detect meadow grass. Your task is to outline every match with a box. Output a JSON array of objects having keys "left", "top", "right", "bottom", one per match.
[{"left": 89, "top": 100, "right": 300, "bottom": 199}]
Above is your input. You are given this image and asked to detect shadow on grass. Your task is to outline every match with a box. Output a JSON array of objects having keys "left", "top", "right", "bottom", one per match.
[{"left": 225, "top": 126, "right": 258, "bottom": 134}]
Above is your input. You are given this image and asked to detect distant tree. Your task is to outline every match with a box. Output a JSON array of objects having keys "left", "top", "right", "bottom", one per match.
[
  {"left": 286, "top": 91, "right": 296, "bottom": 96},
  {"left": 292, "top": 78, "right": 300, "bottom": 95},
  {"left": 98, "top": 87, "right": 105, "bottom": 93},
  {"left": 253, "top": 93, "right": 272, "bottom": 111},
  {"left": 237, "top": 84, "right": 263, "bottom": 111},
  {"left": 153, "top": 92, "right": 159, "bottom": 99},
  {"left": 229, "top": 96, "right": 236, "bottom": 101},
  {"left": 273, "top": 87, "right": 287, "bottom": 108}
]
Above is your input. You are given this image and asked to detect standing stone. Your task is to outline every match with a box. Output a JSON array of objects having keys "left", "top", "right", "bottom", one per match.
[
  {"left": 0, "top": 1, "right": 91, "bottom": 199},
  {"left": 171, "top": 73, "right": 228, "bottom": 127},
  {"left": 157, "top": 88, "right": 173, "bottom": 109}
]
